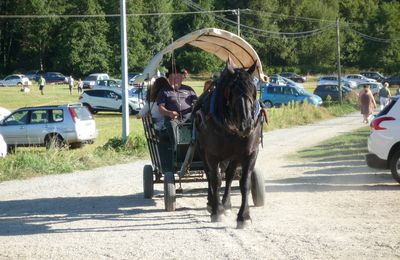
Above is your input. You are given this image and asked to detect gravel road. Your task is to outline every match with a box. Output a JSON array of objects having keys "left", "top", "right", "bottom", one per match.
[{"left": 1, "top": 112, "right": 399, "bottom": 259}]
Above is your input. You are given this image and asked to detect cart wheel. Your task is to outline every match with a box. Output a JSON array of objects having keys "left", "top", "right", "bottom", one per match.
[
  {"left": 251, "top": 168, "right": 265, "bottom": 207},
  {"left": 143, "top": 165, "right": 154, "bottom": 199},
  {"left": 164, "top": 172, "right": 176, "bottom": 211}
]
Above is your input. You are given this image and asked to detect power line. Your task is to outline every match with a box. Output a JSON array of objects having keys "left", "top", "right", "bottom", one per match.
[{"left": 0, "top": 9, "right": 235, "bottom": 19}]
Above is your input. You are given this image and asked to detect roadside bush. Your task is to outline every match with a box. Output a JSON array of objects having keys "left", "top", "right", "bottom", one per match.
[{"left": 99, "top": 133, "right": 147, "bottom": 156}]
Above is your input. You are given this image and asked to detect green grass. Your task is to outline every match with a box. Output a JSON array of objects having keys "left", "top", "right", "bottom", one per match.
[
  {"left": 0, "top": 78, "right": 358, "bottom": 182},
  {"left": 293, "top": 127, "right": 370, "bottom": 161}
]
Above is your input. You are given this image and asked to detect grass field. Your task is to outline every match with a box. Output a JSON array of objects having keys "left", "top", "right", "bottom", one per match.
[{"left": 0, "top": 77, "right": 358, "bottom": 181}]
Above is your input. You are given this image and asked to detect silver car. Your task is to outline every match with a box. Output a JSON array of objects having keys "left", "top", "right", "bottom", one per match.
[
  {"left": 0, "top": 104, "right": 97, "bottom": 150},
  {"left": 0, "top": 74, "right": 31, "bottom": 87}
]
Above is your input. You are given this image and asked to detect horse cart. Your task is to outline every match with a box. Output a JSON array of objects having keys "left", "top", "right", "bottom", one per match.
[{"left": 135, "top": 28, "right": 266, "bottom": 212}]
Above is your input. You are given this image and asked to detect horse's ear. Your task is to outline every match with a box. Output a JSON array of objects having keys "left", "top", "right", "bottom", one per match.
[
  {"left": 247, "top": 60, "right": 257, "bottom": 75},
  {"left": 226, "top": 56, "right": 236, "bottom": 74}
]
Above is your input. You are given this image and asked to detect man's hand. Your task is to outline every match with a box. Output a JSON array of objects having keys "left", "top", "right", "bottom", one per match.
[{"left": 169, "top": 111, "right": 179, "bottom": 119}]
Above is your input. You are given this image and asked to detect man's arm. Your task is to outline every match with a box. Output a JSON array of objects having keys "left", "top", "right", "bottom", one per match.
[{"left": 158, "top": 104, "right": 179, "bottom": 119}]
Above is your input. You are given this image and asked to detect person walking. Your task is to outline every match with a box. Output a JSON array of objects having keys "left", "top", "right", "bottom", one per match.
[
  {"left": 378, "top": 82, "right": 391, "bottom": 111},
  {"left": 77, "top": 78, "right": 83, "bottom": 94},
  {"left": 38, "top": 75, "right": 46, "bottom": 95},
  {"left": 358, "top": 85, "right": 376, "bottom": 123},
  {"left": 68, "top": 75, "right": 74, "bottom": 95}
]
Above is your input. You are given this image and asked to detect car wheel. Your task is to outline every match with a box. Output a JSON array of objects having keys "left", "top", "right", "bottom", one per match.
[
  {"left": 17, "top": 82, "right": 22, "bottom": 87},
  {"left": 45, "top": 135, "right": 64, "bottom": 150},
  {"left": 264, "top": 100, "right": 273, "bottom": 108},
  {"left": 390, "top": 149, "right": 400, "bottom": 184}
]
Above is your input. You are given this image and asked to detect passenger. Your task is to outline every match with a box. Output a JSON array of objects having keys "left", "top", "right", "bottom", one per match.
[
  {"left": 136, "top": 77, "right": 168, "bottom": 130},
  {"left": 203, "top": 80, "right": 214, "bottom": 93},
  {"left": 157, "top": 63, "right": 198, "bottom": 143}
]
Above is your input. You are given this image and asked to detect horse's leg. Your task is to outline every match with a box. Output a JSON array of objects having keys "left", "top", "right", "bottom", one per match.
[
  {"left": 197, "top": 145, "right": 212, "bottom": 212},
  {"left": 206, "top": 155, "right": 224, "bottom": 222},
  {"left": 221, "top": 160, "right": 238, "bottom": 212},
  {"left": 237, "top": 153, "right": 257, "bottom": 229}
]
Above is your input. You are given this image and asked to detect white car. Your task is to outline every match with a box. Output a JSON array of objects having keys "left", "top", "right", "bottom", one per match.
[
  {"left": 345, "top": 74, "right": 377, "bottom": 84},
  {"left": 79, "top": 87, "right": 145, "bottom": 115},
  {"left": 317, "top": 76, "right": 357, "bottom": 89},
  {"left": 366, "top": 96, "right": 400, "bottom": 183},
  {"left": 0, "top": 74, "right": 31, "bottom": 87},
  {"left": 356, "top": 82, "right": 383, "bottom": 97},
  {"left": 83, "top": 73, "right": 110, "bottom": 89},
  {"left": 0, "top": 134, "right": 7, "bottom": 158}
]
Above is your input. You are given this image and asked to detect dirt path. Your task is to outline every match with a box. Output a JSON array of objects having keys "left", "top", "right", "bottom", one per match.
[{"left": 1, "top": 112, "right": 399, "bottom": 259}]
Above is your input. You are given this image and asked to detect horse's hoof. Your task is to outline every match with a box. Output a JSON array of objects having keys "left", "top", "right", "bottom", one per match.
[
  {"left": 236, "top": 219, "right": 252, "bottom": 229},
  {"left": 211, "top": 214, "right": 224, "bottom": 223}
]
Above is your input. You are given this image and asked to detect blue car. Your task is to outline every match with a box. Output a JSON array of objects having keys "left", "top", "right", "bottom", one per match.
[{"left": 261, "top": 84, "right": 322, "bottom": 108}]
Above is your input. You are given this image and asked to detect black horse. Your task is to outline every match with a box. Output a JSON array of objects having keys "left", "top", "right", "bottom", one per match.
[{"left": 194, "top": 58, "right": 262, "bottom": 228}]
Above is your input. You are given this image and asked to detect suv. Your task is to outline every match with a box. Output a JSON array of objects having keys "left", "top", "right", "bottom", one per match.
[
  {"left": 0, "top": 104, "right": 97, "bottom": 150},
  {"left": 261, "top": 84, "right": 322, "bottom": 108},
  {"left": 83, "top": 73, "right": 109, "bottom": 89},
  {"left": 366, "top": 96, "right": 400, "bottom": 183},
  {"left": 360, "top": 71, "right": 386, "bottom": 83},
  {"left": 44, "top": 72, "right": 68, "bottom": 84},
  {"left": 79, "top": 88, "right": 145, "bottom": 115},
  {"left": 313, "top": 84, "right": 352, "bottom": 101}
]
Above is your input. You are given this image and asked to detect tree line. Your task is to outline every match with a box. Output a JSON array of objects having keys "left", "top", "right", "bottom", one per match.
[{"left": 0, "top": 0, "right": 399, "bottom": 78}]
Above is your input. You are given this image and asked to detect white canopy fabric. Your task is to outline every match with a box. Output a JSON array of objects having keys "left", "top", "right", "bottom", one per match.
[{"left": 134, "top": 28, "right": 264, "bottom": 84}]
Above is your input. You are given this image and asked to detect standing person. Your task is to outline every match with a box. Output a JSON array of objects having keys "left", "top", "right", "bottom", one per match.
[
  {"left": 378, "top": 82, "right": 391, "bottom": 110},
  {"left": 358, "top": 85, "right": 376, "bottom": 123},
  {"left": 136, "top": 77, "right": 168, "bottom": 130},
  {"left": 77, "top": 78, "right": 83, "bottom": 94},
  {"left": 68, "top": 75, "right": 74, "bottom": 95},
  {"left": 38, "top": 75, "right": 45, "bottom": 95}
]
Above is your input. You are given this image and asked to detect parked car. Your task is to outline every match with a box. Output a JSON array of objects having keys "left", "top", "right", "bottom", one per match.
[
  {"left": 0, "top": 107, "right": 11, "bottom": 121},
  {"left": 356, "top": 82, "right": 383, "bottom": 98},
  {"left": 384, "top": 75, "right": 400, "bottom": 86},
  {"left": 269, "top": 74, "right": 304, "bottom": 88},
  {"left": 93, "top": 79, "right": 122, "bottom": 89},
  {"left": 360, "top": 71, "right": 386, "bottom": 83},
  {"left": 345, "top": 74, "right": 376, "bottom": 83},
  {"left": 0, "top": 104, "right": 97, "bottom": 150},
  {"left": 317, "top": 75, "right": 357, "bottom": 89},
  {"left": 366, "top": 96, "right": 400, "bottom": 183},
  {"left": 279, "top": 72, "right": 306, "bottom": 83},
  {"left": 0, "top": 134, "right": 6, "bottom": 158},
  {"left": 44, "top": 72, "right": 68, "bottom": 84},
  {"left": 83, "top": 73, "right": 110, "bottom": 89},
  {"left": 313, "top": 83, "right": 352, "bottom": 101},
  {"left": 25, "top": 70, "right": 40, "bottom": 81},
  {"left": 128, "top": 72, "right": 142, "bottom": 85},
  {"left": 0, "top": 74, "right": 31, "bottom": 87},
  {"left": 261, "top": 84, "right": 322, "bottom": 108},
  {"left": 79, "top": 87, "right": 145, "bottom": 115}
]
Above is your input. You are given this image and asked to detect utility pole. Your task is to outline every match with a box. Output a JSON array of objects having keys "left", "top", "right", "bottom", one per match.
[
  {"left": 336, "top": 17, "right": 342, "bottom": 104},
  {"left": 120, "top": 0, "right": 129, "bottom": 140},
  {"left": 237, "top": 8, "right": 240, "bottom": 36}
]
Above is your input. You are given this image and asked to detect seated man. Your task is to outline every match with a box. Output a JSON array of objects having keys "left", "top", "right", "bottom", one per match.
[{"left": 157, "top": 64, "right": 198, "bottom": 123}]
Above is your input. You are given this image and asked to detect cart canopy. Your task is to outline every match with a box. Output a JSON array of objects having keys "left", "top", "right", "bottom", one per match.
[{"left": 134, "top": 28, "right": 264, "bottom": 84}]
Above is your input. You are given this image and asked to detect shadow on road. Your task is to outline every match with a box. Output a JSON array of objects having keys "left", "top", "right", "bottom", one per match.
[{"left": 0, "top": 193, "right": 222, "bottom": 236}]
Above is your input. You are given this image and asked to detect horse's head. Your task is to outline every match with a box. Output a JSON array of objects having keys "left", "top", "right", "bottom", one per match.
[{"left": 218, "top": 58, "right": 258, "bottom": 137}]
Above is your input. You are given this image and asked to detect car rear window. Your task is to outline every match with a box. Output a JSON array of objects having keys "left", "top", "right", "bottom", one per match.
[
  {"left": 377, "top": 98, "right": 398, "bottom": 117},
  {"left": 72, "top": 106, "right": 93, "bottom": 120}
]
